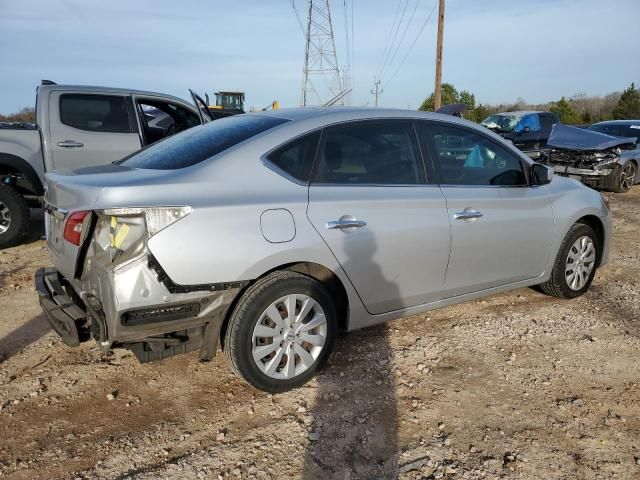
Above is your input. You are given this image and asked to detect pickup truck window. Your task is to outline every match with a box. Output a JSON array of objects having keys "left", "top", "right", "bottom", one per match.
[
  {"left": 60, "top": 94, "right": 130, "bottom": 134},
  {"left": 118, "top": 115, "right": 288, "bottom": 170}
]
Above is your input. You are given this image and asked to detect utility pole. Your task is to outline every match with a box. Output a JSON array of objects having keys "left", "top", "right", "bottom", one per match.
[
  {"left": 433, "top": 0, "right": 445, "bottom": 110},
  {"left": 371, "top": 79, "right": 383, "bottom": 107},
  {"left": 301, "top": 0, "right": 344, "bottom": 106}
]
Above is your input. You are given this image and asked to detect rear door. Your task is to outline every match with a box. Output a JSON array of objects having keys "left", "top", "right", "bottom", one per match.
[
  {"left": 48, "top": 91, "right": 141, "bottom": 170},
  {"left": 419, "top": 121, "right": 555, "bottom": 298},
  {"left": 306, "top": 120, "right": 451, "bottom": 314}
]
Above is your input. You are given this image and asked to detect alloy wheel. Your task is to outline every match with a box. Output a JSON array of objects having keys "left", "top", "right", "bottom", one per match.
[
  {"left": 251, "top": 294, "right": 327, "bottom": 380},
  {"left": 619, "top": 163, "right": 636, "bottom": 192},
  {"left": 0, "top": 201, "right": 11, "bottom": 235},
  {"left": 565, "top": 236, "right": 596, "bottom": 291}
]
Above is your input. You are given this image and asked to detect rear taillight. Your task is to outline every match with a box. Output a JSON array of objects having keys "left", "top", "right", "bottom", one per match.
[{"left": 63, "top": 211, "right": 91, "bottom": 245}]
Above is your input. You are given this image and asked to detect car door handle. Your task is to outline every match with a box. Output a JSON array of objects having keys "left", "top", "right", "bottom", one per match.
[
  {"left": 326, "top": 220, "right": 367, "bottom": 229},
  {"left": 57, "top": 140, "right": 84, "bottom": 148},
  {"left": 453, "top": 210, "right": 483, "bottom": 220}
]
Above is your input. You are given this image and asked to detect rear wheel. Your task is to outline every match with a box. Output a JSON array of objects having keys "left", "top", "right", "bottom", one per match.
[
  {"left": 224, "top": 271, "right": 337, "bottom": 392},
  {"left": 539, "top": 223, "right": 599, "bottom": 298},
  {"left": 609, "top": 162, "right": 636, "bottom": 193},
  {"left": 0, "top": 184, "right": 30, "bottom": 248}
]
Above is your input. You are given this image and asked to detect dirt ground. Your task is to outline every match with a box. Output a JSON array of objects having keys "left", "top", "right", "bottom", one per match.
[{"left": 1, "top": 191, "right": 639, "bottom": 480}]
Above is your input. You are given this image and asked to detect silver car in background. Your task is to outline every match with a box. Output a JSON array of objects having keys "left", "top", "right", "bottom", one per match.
[{"left": 36, "top": 108, "right": 612, "bottom": 392}]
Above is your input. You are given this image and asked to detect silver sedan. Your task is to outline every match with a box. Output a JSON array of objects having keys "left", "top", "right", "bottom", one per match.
[{"left": 37, "top": 108, "right": 611, "bottom": 392}]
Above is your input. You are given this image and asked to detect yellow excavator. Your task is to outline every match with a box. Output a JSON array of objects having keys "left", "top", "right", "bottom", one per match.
[{"left": 206, "top": 91, "right": 278, "bottom": 119}]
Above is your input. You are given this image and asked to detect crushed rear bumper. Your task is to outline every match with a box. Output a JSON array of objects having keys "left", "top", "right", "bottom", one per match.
[{"left": 35, "top": 268, "right": 90, "bottom": 347}]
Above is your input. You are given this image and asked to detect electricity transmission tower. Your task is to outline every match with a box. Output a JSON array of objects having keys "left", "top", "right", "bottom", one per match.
[{"left": 301, "top": 0, "right": 344, "bottom": 106}]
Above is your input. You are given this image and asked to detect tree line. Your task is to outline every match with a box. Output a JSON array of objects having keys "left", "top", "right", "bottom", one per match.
[
  {"left": 419, "top": 82, "right": 640, "bottom": 124},
  {"left": 0, "top": 107, "right": 36, "bottom": 123}
]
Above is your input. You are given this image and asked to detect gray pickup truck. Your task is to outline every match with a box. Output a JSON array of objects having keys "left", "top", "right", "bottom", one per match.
[{"left": 0, "top": 81, "right": 211, "bottom": 247}]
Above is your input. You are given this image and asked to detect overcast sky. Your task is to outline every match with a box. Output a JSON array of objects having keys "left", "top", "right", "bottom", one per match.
[{"left": 0, "top": 0, "right": 639, "bottom": 114}]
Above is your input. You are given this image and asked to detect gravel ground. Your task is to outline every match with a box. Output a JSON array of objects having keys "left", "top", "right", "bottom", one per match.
[{"left": 0, "top": 190, "right": 639, "bottom": 480}]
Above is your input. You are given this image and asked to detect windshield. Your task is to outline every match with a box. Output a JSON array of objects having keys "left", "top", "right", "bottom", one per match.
[
  {"left": 589, "top": 123, "right": 640, "bottom": 139},
  {"left": 481, "top": 114, "right": 520, "bottom": 132},
  {"left": 216, "top": 94, "right": 244, "bottom": 110},
  {"left": 118, "top": 115, "right": 288, "bottom": 170}
]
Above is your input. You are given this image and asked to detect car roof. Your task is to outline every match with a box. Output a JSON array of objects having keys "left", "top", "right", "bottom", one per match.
[
  {"left": 247, "top": 106, "right": 472, "bottom": 124},
  {"left": 37, "top": 84, "right": 192, "bottom": 104},
  {"left": 592, "top": 119, "right": 640, "bottom": 126},
  {"left": 491, "top": 111, "right": 544, "bottom": 117}
]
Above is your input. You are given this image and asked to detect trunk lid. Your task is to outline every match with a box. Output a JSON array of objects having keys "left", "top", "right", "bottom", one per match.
[{"left": 44, "top": 164, "right": 172, "bottom": 279}]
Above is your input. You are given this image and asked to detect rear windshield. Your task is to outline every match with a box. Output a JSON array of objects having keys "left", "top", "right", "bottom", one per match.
[
  {"left": 118, "top": 115, "right": 288, "bottom": 169},
  {"left": 589, "top": 124, "right": 640, "bottom": 139}
]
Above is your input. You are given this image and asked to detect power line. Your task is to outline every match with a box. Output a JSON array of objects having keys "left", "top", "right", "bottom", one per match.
[
  {"left": 288, "top": 0, "right": 306, "bottom": 36},
  {"left": 380, "top": 0, "right": 423, "bottom": 83},
  {"left": 383, "top": 0, "right": 438, "bottom": 89},
  {"left": 378, "top": 0, "right": 410, "bottom": 80},
  {"left": 375, "top": 0, "right": 405, "bottom": 80}
]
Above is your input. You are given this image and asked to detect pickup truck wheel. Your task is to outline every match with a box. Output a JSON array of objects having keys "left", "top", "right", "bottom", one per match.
[
  {"left": 609, "top": 162, "right": 636, "bottom": 193},
  {"left": 538, "top": 223, "right": 599, "bottom": 299},
  {"left": 224, "top": 271, "right": 336, "bottom": 393},
  {"left": 0, "top": 184, "right": 30, "bottom": 248}
]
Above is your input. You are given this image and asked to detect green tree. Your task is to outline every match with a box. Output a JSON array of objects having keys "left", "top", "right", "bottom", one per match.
[
  {"left": 419, "top": 83, "right": 462, "bottom": 111},
  {"left": 550, "top": 97, "right": 580, "bottom": 124},
  {"left": 612, "top": 82, "right": 640, "bottom": 119}
]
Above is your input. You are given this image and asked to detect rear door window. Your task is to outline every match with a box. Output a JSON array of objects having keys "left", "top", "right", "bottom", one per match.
[
  {"left": 312, "top": 121, "right": 425, "bottom": 185},
  {"left": 59, "top": 94, "right": 131, "bottom": 133},
  {"left": 119, "top": 115, "right": 288, "bottom": 169}
]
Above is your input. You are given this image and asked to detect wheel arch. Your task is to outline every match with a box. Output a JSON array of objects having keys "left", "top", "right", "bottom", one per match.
[
  {"left": 0, "top": 153, "right": 44, "bottom": 196},
  {"left": 219, "top": 261, "right": 350, "bottom": 348},
  {"left": 575, "top": 214, "right": 605, "bottom": 267}
]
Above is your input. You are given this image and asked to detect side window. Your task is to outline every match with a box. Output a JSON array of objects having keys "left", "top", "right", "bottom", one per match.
[
  {"left": 514, "top": 113, "right": 541, "bottom": 132},
  {"left": 137, "top": 100, "right": 201, "bottom": 145},
  {"left": 312, "top": 122, "right": 424, "bottom": 185},
  {"left": 267, "top": 131, "right": 321, "bottom": 182},
  {"left": 59, "top": 94, "right": 130, "bottom": 133},
  {"left": 429, "top": 124, "right": 527, "bottom": 187},
  {"left": 539, "top": 114, "right": 555, "bottom": 130}
]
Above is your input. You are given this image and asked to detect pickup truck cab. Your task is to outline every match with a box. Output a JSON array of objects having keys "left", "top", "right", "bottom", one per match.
[
  {"left": 0, "top": 81, "right": 210, "bottom": 247},
  {"left": 481, "top": 111, "right": 560, "bottom": 151}
]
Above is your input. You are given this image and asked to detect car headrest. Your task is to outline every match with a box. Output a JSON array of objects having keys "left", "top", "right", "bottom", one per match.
[{"left": 324, "top": 141, "right": 343, "bottom": 171}]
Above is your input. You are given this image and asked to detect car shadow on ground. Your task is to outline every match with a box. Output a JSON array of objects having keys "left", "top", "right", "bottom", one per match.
[
  {"left": 0, "top": 314, "right": 50, "bottom": 362},
  {"left": 302, "top": 229, "right": 400, "bottom": 479}
]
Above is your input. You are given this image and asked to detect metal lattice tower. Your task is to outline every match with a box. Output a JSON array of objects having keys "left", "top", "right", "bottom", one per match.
[{"left": 301, "top": 0, "right": 344, "bottom": 106}]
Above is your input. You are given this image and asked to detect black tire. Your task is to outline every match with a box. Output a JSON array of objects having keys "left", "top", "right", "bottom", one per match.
[
  {"left": 609, "top": 161, "right": 636, "bottom": 193},
  {"left": 0, "top": 184, "right": 30, "bottom": 248},
  {"left": 224, "top": 270, "right": 337, "bottom": 393},
  {"left": 538, "top": 223, "right": 599, "bottom": 299}
]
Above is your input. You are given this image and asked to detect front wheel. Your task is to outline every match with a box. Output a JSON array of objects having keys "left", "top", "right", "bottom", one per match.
[
  {"left": 538, "top": 223, "right": 599, "bottom": 298},
  {"left": 224, "top": 271, "right": 337, "bottom": 393},
  {"left": 609, "top": 162, "right": 636, "bottom": 193}
]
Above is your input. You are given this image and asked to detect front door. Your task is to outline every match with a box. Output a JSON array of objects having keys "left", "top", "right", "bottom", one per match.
[
  {"left": 306, "top": 120, "right": 451, "bottom": 315},
  {"left": 49, "top": 92, "right": 141, "bottom": 170},
  {"left": 420, "top": 121, "right": 555, "bottom": 298}
]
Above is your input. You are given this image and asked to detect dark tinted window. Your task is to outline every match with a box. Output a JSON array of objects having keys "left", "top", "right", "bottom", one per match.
[
  {"left": 539, "top": 114, "right": 556, "bottom": 130},
  {"left": 312, "top": 122, "right": 424, "bottom": 185},
  {"left": 267, "top": 131, "right": 320, "bottom": 182},
  {"left": 429, "top": 124, "right": 527, "bottom": 186},
  {"left": 119, "top": 115, "right": 288, "bottom": 170},
  {"left": 60, "top": 94, "right": 130, "bottom": 133},
  {"left": 590, "top": 123, "right": 640, "bottom": 138}
]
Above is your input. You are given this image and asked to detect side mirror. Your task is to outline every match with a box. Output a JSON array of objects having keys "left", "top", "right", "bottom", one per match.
[
  {"left": 531, "top": 163, "right": 553, "bottom": 186},
  {"left": 521, "top": 126, "right": 531, "bottom": 133}
]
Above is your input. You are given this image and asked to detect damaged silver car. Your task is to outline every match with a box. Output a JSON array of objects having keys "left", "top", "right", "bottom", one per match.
[
  {"left": 544, "top": 122, "right": 639, "bottom": 193},
  {"left": 36, "top": 108, "right": 611, "bottom": 392}
]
